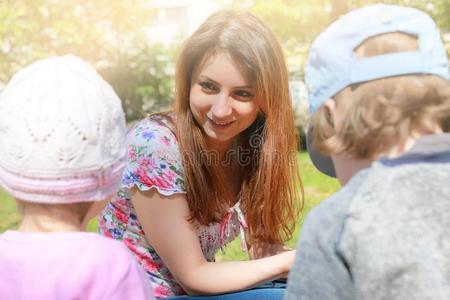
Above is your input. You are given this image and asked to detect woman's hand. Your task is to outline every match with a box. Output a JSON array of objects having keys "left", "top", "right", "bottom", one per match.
[
  {"left": 274, "top": 249, "right": 296, "bottom": 278},
  {"left": 247, "top": 242, "right": 296, "bottom": 279}
]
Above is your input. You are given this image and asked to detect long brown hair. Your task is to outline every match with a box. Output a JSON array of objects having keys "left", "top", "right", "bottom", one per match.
[{"left": 174, "top": 10, "right": 303, "bottom": 244}]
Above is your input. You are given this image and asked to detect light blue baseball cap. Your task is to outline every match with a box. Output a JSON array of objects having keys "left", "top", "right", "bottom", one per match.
[{"left": 305, "top": 4, "right": 450, "bottom": 177}]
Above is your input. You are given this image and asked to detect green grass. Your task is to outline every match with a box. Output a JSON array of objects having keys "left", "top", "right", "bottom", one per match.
[
  {"left": 0, "top": 189, "right": 20, "bottom": 232},
  {"left": 0, "top": 152, "right": 340, "bottom": 260}
]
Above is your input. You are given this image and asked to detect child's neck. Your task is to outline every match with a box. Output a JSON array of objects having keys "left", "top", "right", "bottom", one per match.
[
  {"left": 333, "top": 128, "right": 443, "bottom": 185},
  {"left": 332, "top": 156, "right": 371, "bottom": 186},
  {"left": 18, "top": 207, "right": 84, "bottom": 233}
]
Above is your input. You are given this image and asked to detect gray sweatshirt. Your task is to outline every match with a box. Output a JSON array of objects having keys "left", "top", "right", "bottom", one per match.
[{"left": 285, "top": 134, "right": 450, "bottom": 300}]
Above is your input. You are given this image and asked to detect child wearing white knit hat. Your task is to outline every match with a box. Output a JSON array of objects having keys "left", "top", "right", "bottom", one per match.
[{"left": 0, "top": 55, "right": 153, "bottom": 300}]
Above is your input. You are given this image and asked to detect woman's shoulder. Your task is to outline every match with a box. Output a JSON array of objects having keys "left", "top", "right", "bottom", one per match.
[
  {"left": 123, "top": 113, "right": 185, "bottom": 195},
  {"left": 128, "top": 113, "right": 178, "bottom": 147}
]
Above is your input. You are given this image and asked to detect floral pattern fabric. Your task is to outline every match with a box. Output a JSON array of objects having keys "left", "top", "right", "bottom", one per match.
[{"left": 99, "top": 115, "right": 242, "bottom": 298}]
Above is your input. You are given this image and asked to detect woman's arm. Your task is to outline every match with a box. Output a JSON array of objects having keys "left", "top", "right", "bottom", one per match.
[{"left": 131, "top": 188, "right": 295, "bottom": 296}]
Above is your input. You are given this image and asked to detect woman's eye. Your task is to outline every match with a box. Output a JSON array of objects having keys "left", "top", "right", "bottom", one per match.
[
  {"left": 199, "top": 82, "right": 218, "bottom": 93},
  {"left": 234, "top": 90, "right": 254, "bottom": 99}
]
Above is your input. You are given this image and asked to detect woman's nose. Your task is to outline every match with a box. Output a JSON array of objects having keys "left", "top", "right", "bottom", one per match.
[{"left": 211, "top": 93, "right": 232, "bottom": 118}]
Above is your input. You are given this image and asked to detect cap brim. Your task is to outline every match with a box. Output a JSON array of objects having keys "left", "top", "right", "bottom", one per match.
[{"left": 306, "top": 126, "right": 336, "bottom": 177}]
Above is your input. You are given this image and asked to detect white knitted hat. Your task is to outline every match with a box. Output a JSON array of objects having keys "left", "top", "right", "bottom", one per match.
[{"left": 0, "top": 55, "right": 127, "bottom": 203}]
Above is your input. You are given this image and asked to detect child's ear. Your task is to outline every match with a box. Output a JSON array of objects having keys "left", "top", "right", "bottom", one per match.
[{"left": 323, "top": 98, "right": 340, "bottom": 132}]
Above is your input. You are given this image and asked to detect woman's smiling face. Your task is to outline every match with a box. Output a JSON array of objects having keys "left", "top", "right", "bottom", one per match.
[{"left": 189, "top": 52, "right": 259, "bottom": 152}]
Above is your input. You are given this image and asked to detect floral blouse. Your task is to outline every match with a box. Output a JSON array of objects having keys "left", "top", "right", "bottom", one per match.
[{"left": 99, "top": 115, "right": 247, "bottom": 298}]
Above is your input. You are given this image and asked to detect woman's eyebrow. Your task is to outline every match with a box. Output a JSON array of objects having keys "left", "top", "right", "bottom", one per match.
[
  {"left": 198, "top": 75, "right": 220, "bottom": 86},
  {"left": 198, "top": 75, "right": 254, "bottom": 89}
]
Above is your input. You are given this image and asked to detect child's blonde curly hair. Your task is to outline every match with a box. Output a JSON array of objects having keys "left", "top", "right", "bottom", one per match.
[{"left": 311, "top": 32, "right": 450, "bottom": 160}]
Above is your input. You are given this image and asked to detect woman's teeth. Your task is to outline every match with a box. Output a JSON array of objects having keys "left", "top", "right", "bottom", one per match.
[{"left": 211, "top": 119, "right": 233, "bottom": 126}]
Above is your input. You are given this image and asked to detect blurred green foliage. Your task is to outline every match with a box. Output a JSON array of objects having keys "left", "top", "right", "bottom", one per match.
[
  {"left": 247, "top": 0, "right": 450, "bottom": 77},
  {"left": 0, "top": 0, "right": 448, "bottom": 121},
  {"left": 100, "top": 43, "right": 177, "bottom": 121},
  {"left": 0, "top": 0, "right": 176, "bottom": 121},
  {"left": 248, "top": 0, "right": 450, "bottom": 46}
]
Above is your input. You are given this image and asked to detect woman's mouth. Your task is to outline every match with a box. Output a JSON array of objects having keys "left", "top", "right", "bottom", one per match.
[{"left": 208, "top": 118, "right": 235, "bottom": 129}]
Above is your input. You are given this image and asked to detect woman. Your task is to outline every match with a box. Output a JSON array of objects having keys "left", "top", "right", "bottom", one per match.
[{"left": 100, "top": 10, "right": 303, "bottom": 299}]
